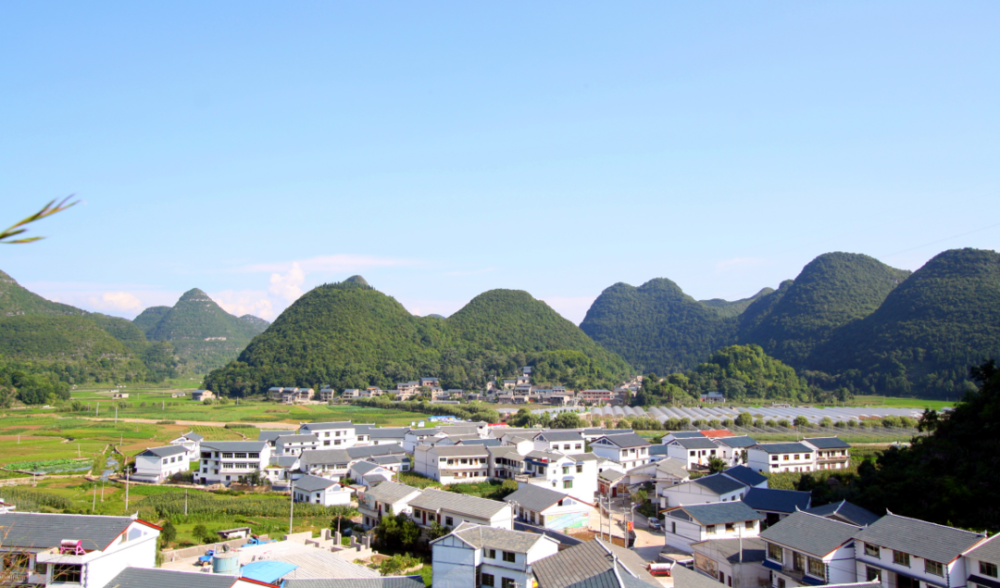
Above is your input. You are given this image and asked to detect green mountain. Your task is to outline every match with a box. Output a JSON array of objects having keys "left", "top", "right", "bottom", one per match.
[
  {"left": 580, "top": 279, "right": 737, "bottom": 374},
  {"left": 738, "top": 252, "right": 911, "bottom": 367},
  {"left": 137, "top": 288, "right": 269, "bottom": 373},
  {"left": 809, "top": 248, "right": 1000, "bottom": 397},
  {"left": 204, "top": 279, "right": 632, "bottom": 396}
]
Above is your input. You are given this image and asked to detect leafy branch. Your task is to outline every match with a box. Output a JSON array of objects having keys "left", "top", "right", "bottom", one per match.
[{"left": 1, "top": 196, "right": 78, "bottom": 244}]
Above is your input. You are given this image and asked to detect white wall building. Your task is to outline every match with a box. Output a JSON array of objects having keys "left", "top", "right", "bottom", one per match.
[
  {"left": 747, "top": 443, "right": 817, "bottom": 474},
  {"left": 661, "top": 473, "right": 749, "bottom": 509},
  {"left": 532, "top": 431, "right": 586, "bottom": 455},
  {"left": 667, "top": 437, "right": 722, "bottom": 469},
  {"left": 589, "top": 433, "right": 651, "bottom": 470},
  {"left": 197, "top": 441, "right": 271, "bottom": 486},
  {"left": 414, "top": 445, "right": 490, "bottom": 484},
  {"left": 663, "top": 501, "right": 764, "bottom": 552},
  {"left": 519, "top": 452, "right": 599, "bottom": 503},
  {"left": 432, "top": 523, "right": 559, "bottom": 588},
  {"left": 802, "top": 437, "right": 852, "bottom": 470},
  {"left": 292, "top": 475, "right": 354, "bottom": 506},
  {"left": 168, "top": 431, "right": 203, "bottom": 457},
  {"left": 359, "top": 481, "right": 423, "bottom": 529},
  {"left": 132, "top": 446, "right": 190, "bottom": 483},
  {"left": 298, "top": 421, "right": 358, "bottom": 448},
  {"left": 761, "top": 511, "right": 863, "bottom": 588},
  {"left": 409, "top": 489, "right": 514, "bottom": 530},
  {"left": 274, "top": 434, "right": 320, "bottom": 456},
  {"left": 504, "top": 484, "right": 592, "bottom": 532}
]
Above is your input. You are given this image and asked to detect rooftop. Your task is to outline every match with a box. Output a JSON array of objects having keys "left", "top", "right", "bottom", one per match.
[
  {"left": 596, "top": 432, "right": 650, "bottom": 448},
  {"left": 721, "top": 465, "right": 768, "bottom": 487},
  {"left": 691, "top": 537, "right": 767, "bottom": 564},
  {"left": 966, "top": 534, "right": 1000, "bottom": 566},
  {"left": 0, "top": 513, "right": 150, "bottom": 550},
  {"left": 364, "top": 482, "right": 422, "bottom": 504},
  {"left": 103, "top": 568, "right": 240, "bottom": 588},
  {"left": 504, "top": 484, "right": 577, "bottom": 512},
  {"left": 753, "top": 442, "right": 814, "bottom": 454},
  {"left": 806, "top": 500, "right": 880, "bottom": 527},
  {"left": 692, "top": 473, "right": 748, "bottom": 495},
  {"left": 853, "top": 513, "right": 984, "bottom": 564},
  {"left": 532, "top": 538, "right": 659, "bottom": 588},
  {"left": 409, "top": 489, "right": 509, "bottom": 519},
  {"left": 201, "top": 441, "right": 267, "bottom": 452},
  {"left": 137, "top": 445, "right": 188, "bottom": 459},
  {"left": 447, "top": 522, "right": 552, "bottom": 553},
  {"left": 536, "top": 431, "right": 586, "bottom": 443},
  {"left": 804, "top": 437, "right": 851, "bottom": 449},
  {"left": 294, "top": 474, "right": 343, "bottom": 492},
  {"left": 284, "top": 577, "right": 425, "bottom": 588},
  {"left": 759, "top": 511, "right": 861, "bottom": 558},
  {"left": 743, "top": 487, "right": 811, "bottom": 514},
  {"left": 672, "top": 438, "right": 719, "bottom": 450},
  {"left": 299, "top": 421, "right": 355, "bottom": 431},
  {"left": 667, "top": 501, "right": 765, "bottom": 526},
  {"left": 716, "top": 436, "right": 757, "bottom": 448}
]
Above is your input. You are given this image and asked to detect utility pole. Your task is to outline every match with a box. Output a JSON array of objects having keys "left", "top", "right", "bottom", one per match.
[
  {"left": 92, "top": 483, "right": 97, "bottom": 512},
  {"left": 185, "top": 490, "right": 188, "bottom": 517},
  {"left": 101, "top": 479, "right": 105, "bottom": 502},
  {"left": 289, "top": 480, "right": 295, "bottom": 535},
  {"left": 115, "top": 406, "right": 118, "bottom": 425},
  {"left": 125, "top": 471, "right": 130, "bottom": 512}
]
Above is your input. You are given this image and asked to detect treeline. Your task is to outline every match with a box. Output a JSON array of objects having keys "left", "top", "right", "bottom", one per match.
[
  {"left": 632, "top": 344, "right": 852, "bottom": 406},
  {"left": 0, "top": 358, "right": 71, "bottom": 407}
]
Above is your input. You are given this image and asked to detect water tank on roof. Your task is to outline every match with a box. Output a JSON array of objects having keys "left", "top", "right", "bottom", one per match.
[{"left": 213, "top": 552, "right": 240, "bottom": 575}]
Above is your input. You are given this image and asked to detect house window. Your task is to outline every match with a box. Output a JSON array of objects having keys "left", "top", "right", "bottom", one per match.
[
  {"left": 482, "top": 574, "right": 495, "bottom": 587},
  {"left": 725, "top": 523, "right": 734, "bottom": 532},
  {"left": 981, "top": 562, "right": 999, "bottom": 578},
  {"left": 893, "top": 551, "right": 910, "bottom": 567},
  {"left": 502, "top": 578, "right": 516, "bottom": 588},
  {"left": 575, "top": 444, "right": 582, "bottom": 450},
  {"left": 503, "top": 551, "right": 516, "bottom": 563},
  {"left": 925, "top": 560, "right": 944, "bottom": 577},
  {"left": 808, "top": 557, "right": 825, "bottom": 579},
  {"left": 487, "top": 549, "right": 496, "bottom": 559},
  {"left": 563, "top": 467, "right": 569, "bottom": 474},
  {"left": 446, "top": 517, "right": 453, "bottom": 526},
  {"left": 52, "top": 564, "right": 82, "bottom": 583},
  {"left": 864, "top": 543, "right": 880, "bottom": 558},
  {"left": 866, "top": 566, "right": 880, "bottom": 582},
  {"left": 564, "top": 480, "right": 573, "bottom": 489},
  {"left": 793, "top": 552, "right": 805, "bottom": 573},
  {"left": 576, "top": 465, "right": 583, "bottom": 473},
  {"left": 706, "top": 525, "right": 716, "bottom": 535}
]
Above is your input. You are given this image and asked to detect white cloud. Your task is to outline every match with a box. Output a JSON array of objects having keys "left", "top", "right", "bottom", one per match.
[
  {"left": 211, "top": 289, "right": 276, "bottom": 321},
  {"left": 269, "top": 262, "right": 306, "bottom": 304},
  {"left": 87, "top": 291, "right": 144, "bottom": 313},
  {"left": 241, "top": 254, "right": 420, "bottom": 274},
  {"left": 543, "top": 296, "right": 597, "bottom": 326}
]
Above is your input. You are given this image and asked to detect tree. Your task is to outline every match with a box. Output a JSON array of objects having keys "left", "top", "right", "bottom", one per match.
[
  {"left": 552, "top": 411, "right": 582, "bottom": 429},
  {"left": 793, "top": 416, "right": 809, "bottom": 427},
  {"left": 735, "top": 412, "right": 753, "bottom": 427},
  {"left": 707, "top": 457, "right": 727, "bottom": 474},
  {"left": 819, "top": 416, "right": 833, "bottom": 428},
  {"left": 330, "top": 505, "right": 358, "bottom": 535},
  {"left": 428, "top": 521, "right": 450, "bottom": 541},
  {"left": 160, "top": 520, "right": 177, "bottom": 544}
]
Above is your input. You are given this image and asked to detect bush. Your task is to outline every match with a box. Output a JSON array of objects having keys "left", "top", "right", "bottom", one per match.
[
  {"left": 156, "top": 420, "right": 176, "bottom": 425},
  {"left": 161, "top": 520, "right": 177, "bottom": 543},
  {"left": 224, "top": 423, "right": 257, "bottom": 429}
]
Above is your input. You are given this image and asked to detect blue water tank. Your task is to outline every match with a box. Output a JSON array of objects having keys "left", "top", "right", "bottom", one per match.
[{"left": 212, "top": 552, "right": 240, "bottom": 574}]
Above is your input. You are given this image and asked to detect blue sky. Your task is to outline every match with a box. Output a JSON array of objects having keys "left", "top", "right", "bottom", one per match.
[{"left": 2, "top": 2, "right": 998, "bottom": 323}]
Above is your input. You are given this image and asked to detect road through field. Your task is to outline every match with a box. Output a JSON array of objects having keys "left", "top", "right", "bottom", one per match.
[{"left": 74, "top": 416, "right": 299, "bottom": 430}]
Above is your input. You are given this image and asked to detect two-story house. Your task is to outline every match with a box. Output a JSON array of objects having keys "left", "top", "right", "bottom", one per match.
[
  {"left": 532, "top": 431, "right": 586, "bottom": 455},
  {"left": 691, "top": 536, "right": 769, "bottom": 588},
  {"left": 404, "top": 428, "right": 443, "bottom": 452},
  {"left": 363, "top": 427, "right": 409, "bottom": 447},
  {"left": 0, "top": 512, "right": 160, "bottom": 588},
  {"left": 662, "top": 501, "right": 764, "bottom": 551},
  {"left": 661, "top": 473, "right": 749, "bottom": 509},
  {"left": 802, "top": 437, "right": 851, "bottom": 470},
  {"left": 292, "top": 474, "right": 353, "bottom": 506},
  {"left": 806, "top": 500, "right": 880, "bottom": 528},
  {"left": 358, "top": 481, "right": 423, "bottom": 529},
  {"left": 760, "top": 511, "right": 862, "bottom": 588},
  {"left": 590, "top": 433, "right": 650, "bottom": 470},
  {"left": 504, "top": 484, "right": 593, "bottom": 531},
  {"left": 168, "top": 431, "right": 203, "bottom": 457},
  {"left": 714, "top": 436, "right": 758, "bottom": 466},
  {"left": 667, "top": 437, "right": 722, "bottom": 469},
  {"left": 274, "top": 434, "right": 319, "bottom": 457},
  {"left": 349, "top": 461, "right": 395, "bottom": 487},
  {"left": 853, "top": 513, "right": 984, "bottom": 588},
  {"left": 409, "top": 489, "right": 514, "bottom": 530},
  {"left": 964, "top": 534, "right": 1000, "bottom": 588},
  {"left": 489, "top": 446, "right": 528, "bottom": 481},
  {"left": 432, "top": 523, "right": 559, "bottom": 588},
  {"left": 747, "top": 443, "right": 816, "bottom": 474},
  {"left": 519, "top": 452, "right": 599, "bottom": 503},
  {"left": 414, "top": 445, "right": 490, "bottom": 484},
  {"left": 132, "top": 446, "right": 190, "bottom": 483},
  {"left": 298, "top": 421, "right": 357, "bottom": 448},
  {"left": 197, "top": 441, "right": 271, "bottom": 486},
  {"left": 654, "top": 458, "right": 694, "bottom": 507},
  {"left": 743, "top": 488, "right": 812, "bottom": 528},
  {"left": 532, "top": 538, "right": 661, "bottom": 588}
]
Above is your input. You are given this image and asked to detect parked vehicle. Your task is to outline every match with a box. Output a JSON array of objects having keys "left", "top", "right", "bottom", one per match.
[
  {"left": 648, "top": 516, "right": 662, "bottom": 531},
  {"left": 241, "top": 536, "right": 275, "bottom": 548},
  {"left": 198, "top": 550, "right": 215, "bottom": 564}
]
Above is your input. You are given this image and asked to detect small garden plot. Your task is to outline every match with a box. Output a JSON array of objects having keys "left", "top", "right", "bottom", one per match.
[{"left": 4, "top": 458, "right": 94, "bottom": 474}]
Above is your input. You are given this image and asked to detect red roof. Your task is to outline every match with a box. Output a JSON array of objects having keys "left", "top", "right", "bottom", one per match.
[{"left": 699, "top": 429, "right": 735, "bottom": 438}]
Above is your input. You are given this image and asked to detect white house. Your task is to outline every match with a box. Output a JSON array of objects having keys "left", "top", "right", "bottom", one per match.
[
  {"left": 504, "top": 484, "right": 592, "bottom": 531},
  {"left": 743, "top": 488, "right": 812, "bottom": 527},
  {"left": 432, "top": 523, "right": 560, "bottom": 588},
  {"left": 532, "top": 431, "right": 586, "bottom": 455},
  {"left": 489, "top": 446, "right": 528, "bottom": 481},
  {"left": 361, "top": 426, "right": 409, "bottom": 447},
  {"left": 854, "top": 513, "right": 985, "bottom": 588},
  {"left": 805, "top": 500, "right": 880, "bottom": 528},
  {"left": 661, "top": 473, "right": 749, "bottom": 509},
  {"left": 168, "top": 431, "right": 203, "bottom": 457},
  {"left": 532, "top": 538, "right": 661, "bottom": 588},
  {"left": 661, "top": 431, "right": 707, "bottom": 445},
  {"left": 519, "top": 451, "right": 599, "bottom": 503},
  {"left": 132, "top": 446, "right": 190, "bottom": 483},
  {"left": 802, "top": 437, "right": 851, "bottom": 470},
  {"left": 358, "top": 481, "right": 423, "bottom": 529},
  {"left": 298, "top": 421, "right": 358, "bottom": 448},
  {"left": 963, "top": 534, "right": 1000, "bottom": 588},
  {"left": 349, "top": 461, "right": 395, "bottom": 488},
  {"left": 590, "top": 433, "right": 651, "bottom": 470},
  {"left": 274, "top": 434, "right": 320, "bottom": 457},
  {"left": 713, "top": 435, "right": 758, "bottom": 465},
  {"left": 405, "top": 428, "right": 443, "bottom": 452},
  {"left": 662, "top": 501, "right": 764, "bottom": 552},
  {"left": 292, "top": 474, "right": 354, "bottom": 506},
  {"left": 692, "top": 537, "right": 770, "bottom": 588},
  {"left": 262, "top": 455, "right": 299, "bottom": 487},
  {"left": 0, "top": 512, "right": 160, "bottom": 588},
  {"left": 667, "top": 437, "right": 722, "bottom": 469},
  {"left": 760, "top": 511, "right": 863, "bottom": 588},
  {"left": 654, "top": 458, "right": 694, "bottom": 507},
  {"left": 415, "top": 445, "right": 490, "bottom": 484},
  {"left": 747, "top": 443, "right": 817, "bottom": 474},
  {"left": 197, "top": 441, "right": 271, "bottom": 486},
  {"left": 409, "top": 489, "right": 514, "bottom": 530}
]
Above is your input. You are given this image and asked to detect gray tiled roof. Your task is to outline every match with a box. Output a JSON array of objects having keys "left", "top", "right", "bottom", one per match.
[
  {"left": 259, "top": 431, "right": 286, "bottom": 442},
  {"left": 294, "top": 474, "right": 341, "bottom": 492},
  {"left": 576, "top": 453, "right": 600, "bottom": 462},
  {"left": 670, "top": 432, "right": 707, "bottom": 439},
  {"left": 966, "top": 535, "right": 1000, "bottom": 565},
  {"left": 693, "top": 473, "right": 747, "bottom": 495},
  {"left": 137, "top": 445, "right": 188, "bottom": 458},
  {"left": 671, "top": 502, "right": 765, "bottom": 526},
  {"left": 407, "top": 428, "right": 442, "bottom": 436},
  {"left": 753, "top": 442, "right": 813, "bottom": 454},
  {"left": 806, "top": 500, "right": 880, "bottom": 527},
  {"left": 448, "top": 522, "right": 550, "bottom": 553},
  {"left": 300, "top": 421, "right": 355, "bottom": 431},
  {"left": 671, "top": 565, "right": 725, "bottom": 588},
  {"left": 181, "top": 431, "right": 204, "bottom": 441},
  {"left": 269, "top": 456, "right": 299, "bottom": 468},
  {"left": 599, "top": 469, "right": 627, "bottom": 483},
  {"left": 409, "top": 489, "right": 509, "bottom": 519},
  {"left": 458, "top": 439, "right": 502, "bottom": 447},
  {"left": 351, "top": 461, "right": 382, "bottom": 476},
  {"left": 284, "top": 577, "right": 425, "bottom": 588},
  {"left": 691, "top": 537, "right": 767, "bottom": 564},
  {"left": 759, "top": 511, "right": 861, "bottom": 557},
  {"left": 277, "top": 434, "right": 320, "bottom": 445},
  {"left": 300, "top": 449, "right": 351, "bottom": 466},
  {"left": 649, "top": 445, "right": 670, "bottom": 456},
  {"left": 439, "top": 426, "right": 480, "bottom": 436},
  {"left": 597, "top": 433, "right": 650, "bottom": 448},
  {"left": 536, "top": 431, "right": 586, "bottom": 443},
  {"left": 804, "top": 437, "right": 851, "bottom": 449},
  {"left": 527, "top": 450, "right": 567, "bottom": 461},
  {"left": 370, "top": 428, "right": 409, "bottom": 439},
  {"left": 721, "top": 465, "right": 767, "bottom": 488},
  {"left": 532, "top": 538, "right": 659, "bottom": 588},
  {"left": 371, "top": 455, "right": 405, "bottom": 465},
  {"left": 364, "top": 482, "right": 421, "bottom": 504},
  {"left": 201, "top": 441, "right": 267, "bottom": 452},
  {"left": 104, "top": 567, "right": 237, "bottom": 588},
  {"left": 346, "top": 445, "right": 407, "bottom": 459},
  {"left": 716, "top": 436, "right": 757, "bottom": 448},
  {"left": 743, "top": 487, "right": 811, "bottom": 514},
  {"left": 0, "top": 513, "right": 139, "bottom": 550},
  {"left": 505, "top": 484, "right": 574, "bottom": 512},
  {"left": 655, "top": 458, "right": 691, "bottom": 479},
  {"left": 853, "top": 513, "right": 984, "bottom": 563},
  {"left": 673, "top": 438, "right": 719, "bottom": 450}
]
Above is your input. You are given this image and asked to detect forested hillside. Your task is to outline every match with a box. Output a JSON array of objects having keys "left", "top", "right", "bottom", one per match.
[
  {"left": 204, "top": 279, "right": 631, "bottom": 396},
  {"left": 583, "top": 248, "right": 1000, "bottom": 399},
  {"left": 134, "top": 288, "right": 269, "bottom": 373}
]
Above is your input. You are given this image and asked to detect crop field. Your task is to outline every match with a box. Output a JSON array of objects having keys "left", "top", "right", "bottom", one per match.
[{"left": 849, "top": 396, "right": 955, "bottom": 410}]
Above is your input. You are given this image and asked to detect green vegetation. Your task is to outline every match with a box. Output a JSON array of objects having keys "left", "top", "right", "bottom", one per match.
[
  {"left": 583, "top": 249, "right": 999, "bottom": 399},
  {"left": 205, "top": 280, "right": 631, "bottom": 396}
]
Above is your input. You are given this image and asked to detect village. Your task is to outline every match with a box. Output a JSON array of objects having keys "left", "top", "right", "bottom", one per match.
[{"left": 3, "top": 398, "right": 991, "bottom": 588}]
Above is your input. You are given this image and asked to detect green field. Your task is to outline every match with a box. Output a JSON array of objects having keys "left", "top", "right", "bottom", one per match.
[{"left": 848, "top": 395, "right": 955, "bottom": 410}]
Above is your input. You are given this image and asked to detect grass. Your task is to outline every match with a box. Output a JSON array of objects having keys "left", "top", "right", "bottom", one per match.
[{"left": 849, "top": 396, "right": 955, "bottom": 410}]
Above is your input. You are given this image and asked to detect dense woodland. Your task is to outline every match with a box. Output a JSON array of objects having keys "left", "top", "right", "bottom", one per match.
[
  {"left": 582, "top": 249, "right": 1000, "bottom": 399},
  {"left": 204, "top": 279, "right": 631, "bottom": 396}
]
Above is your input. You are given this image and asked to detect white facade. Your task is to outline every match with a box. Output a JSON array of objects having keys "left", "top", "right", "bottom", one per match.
[
  {"left": 767, "top": 535, "right": 857, "bottom": 588},
  {"left": 133, "top": 446, "right": 190, "bottom": 483},
  {"left": 590, "top": 435, "right": 650, "bottom": 470},
  {"left": 432, "top": 526, "right": 559, "bottom": 588},
  {"left": 747, "top": 443, "right": 817, "bottom": 474},
  {"left": 299, "top": 422, "right": 358, "bottom": 448},
  {"left": 198, "top": 442, "right": 271, "bottom": 486},
  {"left": 414, "top": 446, "right": 490, "bottom": 484},
  {"left": 532, "top": 433, "right": 586, "bottom": 456},
  {"left": 274, "top": 434, "right": 320, "bottom": 456},
  {"left": 663, "top": 503, "right": 763, "bottom": 552},
  {"left": 410, "top": 490, "right": 514, "bottom": 530},
  {"left": 292, "top": 480, "right": 353, "bottom": 506},
  {"left": 661, "top": 478, "right": 747, "bottom": 509},
  {"left": 667, "top": 439, "right": 721, "bottom": 469},
  {"left": 520, "top": 453, "right": 599, "bottom": 503}
]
